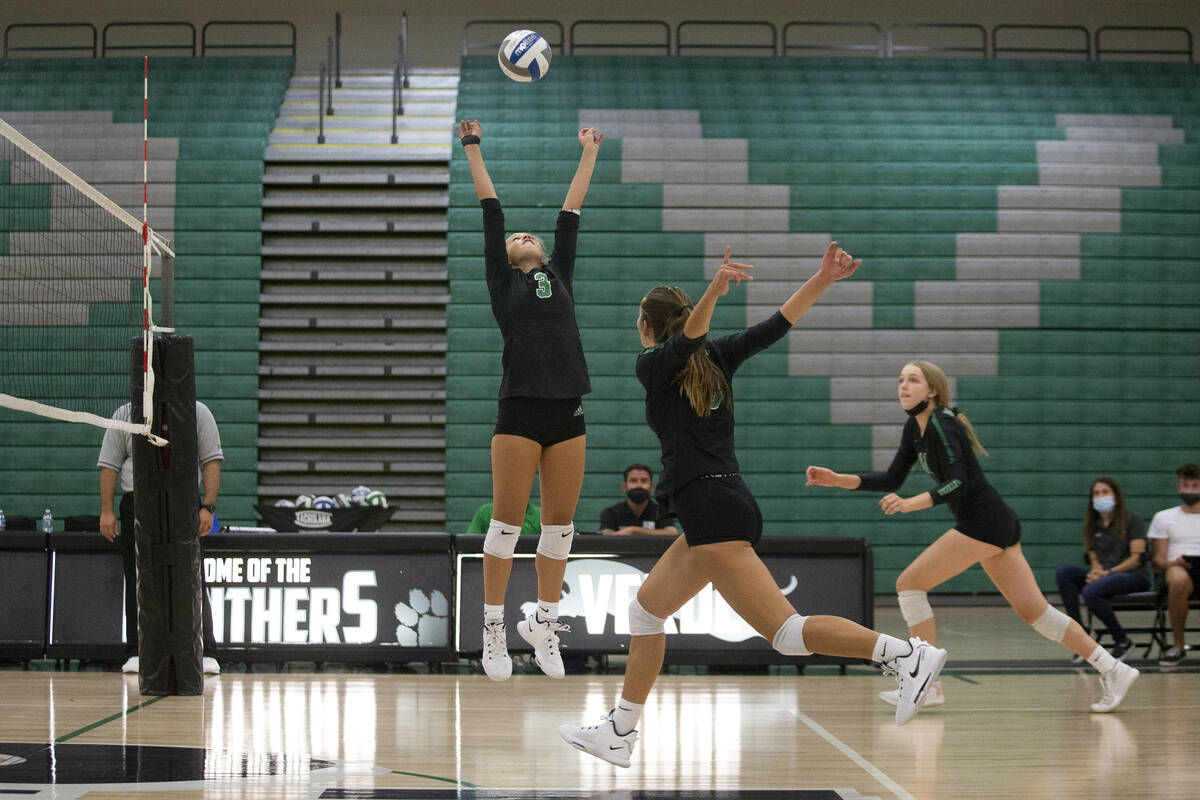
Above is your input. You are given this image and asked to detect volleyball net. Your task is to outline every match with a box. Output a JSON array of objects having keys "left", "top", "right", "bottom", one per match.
[{"left": 0, "top": 110, "right": 173, "bottom": 444}]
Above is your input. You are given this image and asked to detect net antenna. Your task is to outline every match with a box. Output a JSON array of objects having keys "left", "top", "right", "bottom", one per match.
[{"left": 0, "top": 58, "right": 173, "bottom": 445}]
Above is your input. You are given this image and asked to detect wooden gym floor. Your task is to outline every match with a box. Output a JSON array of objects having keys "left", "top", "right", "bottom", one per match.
[{"left": 2, "top": 604, "right": 1198, "bottom": 800}]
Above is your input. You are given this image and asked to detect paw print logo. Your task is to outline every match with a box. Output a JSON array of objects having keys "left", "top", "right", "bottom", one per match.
[{"left": 394, "top": 588, "right": 449, "bottom": 647}]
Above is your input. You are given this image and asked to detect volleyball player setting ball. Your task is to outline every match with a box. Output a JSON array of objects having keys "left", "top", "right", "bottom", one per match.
[
  {"left": 559, "top": 243, "right": 947, "bottom": 768},
  {"left": 455, "top": 119, "right": 603, "bottom": 681}
]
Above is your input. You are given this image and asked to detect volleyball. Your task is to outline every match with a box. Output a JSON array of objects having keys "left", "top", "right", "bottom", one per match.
[
  {"left": 350, "top": 485, "right": 372, "bottom": 505},
  {"left": 364, "top": 490, "right": 389, "bottom": 508},
  {"left": 313, "top": 495, "right": 337, "bottom": 510},
  {"left": 295, "top": 493, "right": 315, "bottom": 509},
  {"left": 498, "top": 30, "right": 551, "bottom": 82}
]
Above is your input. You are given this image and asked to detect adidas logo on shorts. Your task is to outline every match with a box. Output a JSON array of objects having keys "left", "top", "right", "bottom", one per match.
[{"left": 573, "top": 405, "right": 584, "bottom": 417}]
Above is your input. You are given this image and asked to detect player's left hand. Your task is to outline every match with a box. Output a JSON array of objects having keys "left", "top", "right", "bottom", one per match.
[
  {"left": 198, "top": 509, "right": 214, "bottom": 537},
  {"left": 879, "top": 493, "right": 907, "bottom": 515},
  {"left": 579, "top": 127, "right": 604, "bottom": 150},
  {"left": 819, "top": 241, "right": 861, "bottom": 282},
  {"left": 709, "top": 245, "right": 754, "bottom": 297}
]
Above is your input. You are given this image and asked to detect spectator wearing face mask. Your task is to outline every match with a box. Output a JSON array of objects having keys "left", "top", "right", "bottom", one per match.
[
  {"left": 1055, "top": 477, "right": 1149, "bottom": 664},
  {"left": 598, "top": 464, "right": 678, "bottom": 536},
  {"left": 1148, "top": 462, "right": 1200, "bottom": 667}
]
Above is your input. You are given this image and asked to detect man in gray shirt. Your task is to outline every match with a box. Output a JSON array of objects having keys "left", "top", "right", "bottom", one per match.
[{"left": 97, "top": 401, "right": 223, "bottom": 674}]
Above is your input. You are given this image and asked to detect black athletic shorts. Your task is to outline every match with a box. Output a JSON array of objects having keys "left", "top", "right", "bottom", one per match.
[
  {"left": 493, "top": 396, "right": 585, "bottom": 447},
  {"left": 955, "top": 502, "right": 1021, "bottom": 549},
  {"left": 668, "top": 473, "right": 763, "bottom": 547}
]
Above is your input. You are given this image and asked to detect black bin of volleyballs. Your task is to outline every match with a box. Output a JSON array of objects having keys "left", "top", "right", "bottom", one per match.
[{"left": 131, "top": 335, "right": 203, "bottom": 695}]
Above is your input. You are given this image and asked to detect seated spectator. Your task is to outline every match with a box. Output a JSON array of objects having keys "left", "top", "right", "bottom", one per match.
[
  {"left": 1055, "top": 477, "right": 1148, "bottom": 663},
  {"left": 598, "top": 464, "right": 677, "bottom": 536},
  {"left": 466, "top": 502, "right": 541, "bottom": 535},
  {"left": 1149, "top": 462, "right": 1200, "bottom": 667}
]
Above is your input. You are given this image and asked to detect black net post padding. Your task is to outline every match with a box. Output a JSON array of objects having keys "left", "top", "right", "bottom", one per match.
[{"left": 131, "top": 335, "right": 203, "bottom": 695}]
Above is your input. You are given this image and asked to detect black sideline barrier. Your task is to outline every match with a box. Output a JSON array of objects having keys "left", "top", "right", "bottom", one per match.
[
  {"left": 455, "top": 534, "right": 873, "bottom": 665},
  {"left": 45, "top": 532, "right": 128, "bottom": 660},
  {"left": 1, "top": 532, "right": 872, "bottom": 666},
  {"left": 0, "top": 532, "right": 50, "bottom": 660},
  {"left": 203, "top": 532, "right": 453, "bottom": 662}
]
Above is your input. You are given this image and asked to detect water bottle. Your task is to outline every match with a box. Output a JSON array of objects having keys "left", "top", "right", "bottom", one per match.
[
  {"left": 0, "top": 509, "right": 6, "bottom": 533},
  {"left": 42, "top": 508, "right": 53, "bottom": 534}
]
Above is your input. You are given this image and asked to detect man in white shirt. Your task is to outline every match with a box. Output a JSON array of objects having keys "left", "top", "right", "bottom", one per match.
[
  {"left": 1148, "top": 462, "right": 1200, "bottom": 666},
  {"left": 97, "top": 401, "right": 223, "bottom": 675}
]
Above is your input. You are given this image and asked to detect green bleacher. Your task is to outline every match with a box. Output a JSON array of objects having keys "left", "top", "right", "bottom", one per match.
[
  {"left": 0, "top": 56, "right": 291, "bottom": 526},
  {"left": 448, "top": 55, "right": 1200, "bottom": 594}
]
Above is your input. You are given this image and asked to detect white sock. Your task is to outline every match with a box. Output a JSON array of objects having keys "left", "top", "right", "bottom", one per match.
[
  {"left": 1087, "top": 645, "right": 1117, "bottom": 674},
  {"left": 536, "top": 600, "right": 559, "bottom": 622},
  {"left": 484, "top": 603, "right": 504, "bottom": 624},
  {"left": 873, "top": 633, "right": 912, "bottom": 664},
  {"left": 611, "top": 698, "right": 643, "bottom": 736}
]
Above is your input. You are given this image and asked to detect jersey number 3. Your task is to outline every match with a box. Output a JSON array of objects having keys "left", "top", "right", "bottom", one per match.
[{"left": 534, "top": 273, "right": 552, "bottom": 299}]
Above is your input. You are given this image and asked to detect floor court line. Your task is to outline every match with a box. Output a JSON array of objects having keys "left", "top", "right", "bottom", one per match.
[
  {"left": 788, "top": 709, "right": 917, "bottom": 800},
  {"left": 54, "top": 695, "right": 166, "bottom": 744}
]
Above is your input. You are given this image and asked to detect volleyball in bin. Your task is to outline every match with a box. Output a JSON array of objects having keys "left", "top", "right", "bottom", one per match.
[
  {"left": 499, "top": 30, "right": 551, "bottom": 82},
  {"left": 364, "top": 490, "right": 388, "bottom": 508}
]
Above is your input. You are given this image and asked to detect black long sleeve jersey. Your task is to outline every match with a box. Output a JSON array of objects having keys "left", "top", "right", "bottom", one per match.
[
  {"left": 481, "top": 197, "right": 590, "bottom": 399},
  {"left": 637, "top": 310, "right": 793, "bottom": 498},
  {"left": 857, "top": 408, "right": 1006, "bottom": 523}
]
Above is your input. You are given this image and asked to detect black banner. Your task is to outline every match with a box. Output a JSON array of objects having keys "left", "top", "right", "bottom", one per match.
[
  {"left": 202, "top": 533, "right": 453, "bottom": 661},
  {"left": 454, "top": 535, "right": 872, "bottom": 665}
]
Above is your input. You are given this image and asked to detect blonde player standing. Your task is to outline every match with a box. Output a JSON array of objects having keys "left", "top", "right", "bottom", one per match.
[
  {"left": 456, "top": 120, "right": 602, "bottom": 681},
  {"left": 806, "top": 360, "right": 1139, "bottom": 713}
]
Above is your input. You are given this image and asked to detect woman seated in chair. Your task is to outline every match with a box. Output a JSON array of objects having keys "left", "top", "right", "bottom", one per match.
[{"left": 1056, "top": 477, "right": 1149, "bottom": 662}]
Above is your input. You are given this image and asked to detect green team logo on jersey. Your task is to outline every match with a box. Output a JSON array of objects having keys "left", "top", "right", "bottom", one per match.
[
  {"left": 534, "top": 272, "right": 552, "bottom": 299},
  {"left": 918, "top": 451, "right": 933, "bottom": 477}
]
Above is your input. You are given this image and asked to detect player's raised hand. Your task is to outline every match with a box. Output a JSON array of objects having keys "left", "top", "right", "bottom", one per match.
[
  {"left": 819, "top": 241, "right": 861, "bottom": 282},
  {"left": 455, "top": 119, "right": 482, "bottom": 142},
  {"left": 579, "top": 127, "right": 604, "bottom": 150},
  {"left": 708, "top": 245, "right": 754, "bottom": 297}
]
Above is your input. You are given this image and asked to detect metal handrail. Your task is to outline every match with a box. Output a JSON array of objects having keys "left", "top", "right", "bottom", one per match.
[
  {"left": 391, "top": 63, "right": 403, "bottom": 144},
  {"left": 1095, "top": 26, "right": 1193, "bottom": 62},
  {"left": 886, "top": 23, "right": 988, "bottom": 59},
  {"left": 101, "top": 21, "right": 196, "bottom": 57},
  {"left": 4, "top": 23, "right": 97, "bottom": 57},
  {"left": 334, "top": 12, "right": 342, "bottom": 88},
  {"left": 570, "top": 20, "right": 670, "bottom": 54},
  {"left": 462, "top": 20, "right": 565, "bottom": 55},
  {"left": 992, "top": 24, "right": 1090, "bottom": 61},
  {"left": 325, "top": 38, "right": 335, "bottom": 115},
  {"left": 401, "top": 13, "right": 410, "bottom": 88},
  {"left": 676, "top": 20, "right": 777, "bottom": 56},
  {"left": 782, "top": 21, "right": 885, "bottom": 58},
  {"left": 318, "top": 63, "right": 327, "bottom": 144},
  {"left": 200, "top": 21, "right": 296, "bottom": 56}
]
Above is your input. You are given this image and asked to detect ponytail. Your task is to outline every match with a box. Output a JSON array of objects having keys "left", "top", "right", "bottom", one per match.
[
  {"left": 950, "top": 406, "right": 988, "bottom": 455},
  {"left": 640, "top": 286, "right": 731, "bottom": 417}
]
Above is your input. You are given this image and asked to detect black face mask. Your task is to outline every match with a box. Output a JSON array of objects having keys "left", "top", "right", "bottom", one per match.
[
  {"left": 905, "top": 400, "right": 929, "bottom": 417},
  {"left": 626, "top": 487, "right": 651, "bottom": 505},
  {"left": 1181, "top": 492, "right": 1200, "bottom": 507}
]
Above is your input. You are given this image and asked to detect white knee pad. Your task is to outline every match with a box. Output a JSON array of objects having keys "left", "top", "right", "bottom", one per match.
[
  {"left": 627, "top": 597, "right": 666, "bottom": 636},
  {"left": 772, "top": 613, "right": 811, "bottom": 656},
  {"left": 482, "top": 518, "right": 521, "bottom": 559},
  {"left": 537, "top": 523, "right": 574, "bottom": 560},
  {"left": 1032, "top": 605, "right": 1071, "bottom": 643},
  {"left": 898, "top": 589, "right": 935, "bottom": 627}
]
